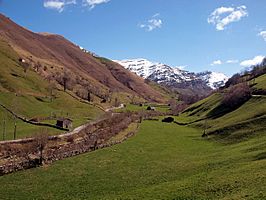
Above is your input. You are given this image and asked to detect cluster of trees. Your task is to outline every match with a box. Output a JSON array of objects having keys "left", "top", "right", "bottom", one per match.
[
  {"left": 179, "top": 93, "right": 207, "bottom": 105},
  {"left": 225, "top": 58, "right": 266, "bottom": 88},
  {"left": 168, "top": 98, "right": 188, "bottom": 115},
  {"left": 222, "top": 83, "right": 251, "bottom": 109},
  {"left": 19, "top": 58, "right": 113, "bottom": 103},
  {"left": 46, "top": 69, "right": 112, "bottom": 103}
]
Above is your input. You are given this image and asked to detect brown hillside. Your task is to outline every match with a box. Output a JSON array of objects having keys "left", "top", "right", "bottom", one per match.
[{"left": 0, "top": 14, "right": 164, "bottom": 102}]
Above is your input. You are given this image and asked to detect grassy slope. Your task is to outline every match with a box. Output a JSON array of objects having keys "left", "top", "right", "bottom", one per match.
[
  {"left": 145, "top": 79, "right": 174, "bottom": 100},
  {"left": 177, "top": 75, "right": 266, "bottom": 143},
  {"left": 0, "top": 120, "right": 265, "bottom": 199},
  {"left": 0, "top": 40, "right": 103, "bottom": 140},
  {"left": 253, "top": 74, "right": 266, "bottom": 90}
]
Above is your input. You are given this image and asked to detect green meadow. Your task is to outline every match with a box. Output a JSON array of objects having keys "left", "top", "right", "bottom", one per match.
[{"left": 0, "top": 119, "right": 265, "bottom": 199}]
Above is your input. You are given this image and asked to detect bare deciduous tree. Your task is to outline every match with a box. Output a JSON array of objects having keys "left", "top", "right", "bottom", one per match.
[
  {"left": 114, "top": 97, "right": 120, "bottom": 107},
  {"left": 87, "top": 91, "right": 91, "bottom": 102},
  {"left": 62, "top": 70, "right": 70, "bottom": 92},
  {"left": 21, "top": 61, "right": 30, "bottom": 77},
  {"left": 34, "top": 129, "right": 49, "bottom": 165},
  {"left": 11, "top": 96, "right": 20, "bottom": 140},
  {"left": 129, "top": 95, "right": 136, "bottom": 104},
  {"left": 47, "top": 81, "right": 57, "bottom": 102},
  {"left": 2, "top": 111, "right": 7, "bottom": 140},
  {"left": 34, "top": 61, "right": 42, "bottom": 72}
]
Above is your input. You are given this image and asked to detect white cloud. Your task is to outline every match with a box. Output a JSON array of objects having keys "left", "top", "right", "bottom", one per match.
[
  {"left": 44, "top": 0, "right": 110, "bottom": 12},
  {"left": 240, "top": 56, "right": 265, "bottom": 67},
  {"left": 226, "top": 60, "right": 239, "bottom": 64},
  {"left": 139, "top": 14, "right": 163, "bottom": 32},
  {"left": 44, "top": 0, "right": 64, "bottom": 12},
  {"left": 83, "top": 0, "right": 110, "bottom": 9},
  {"left": 43, "top": 0, "right": 76, "bottom": 12},
  {"left": 258, "top": 31, "right": 266, "bottom": 41},
  {"left": 211, "top": 60, "right": 222, "bottom": 66},
  {"left": 208, "top": 5, "right": 248, "bottom": 31},
  {"left": 152, "top": 13, "right": 160, "bottom": 18}
]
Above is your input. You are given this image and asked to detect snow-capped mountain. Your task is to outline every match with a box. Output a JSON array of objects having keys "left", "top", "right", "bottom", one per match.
[
  {"left": 197, "top": 71, "right": 229, "bottom": 89},
  {"left": 114, "top": 58, "right": 229, "bottom": 90}
]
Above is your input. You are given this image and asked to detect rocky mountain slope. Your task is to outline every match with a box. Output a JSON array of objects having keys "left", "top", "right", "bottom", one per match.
[
  {"left": 114, "top": 59, "right": 229, "bottom": 91},
  {"left": 0, "top": 14, "right": 165, "bottom": 103}
]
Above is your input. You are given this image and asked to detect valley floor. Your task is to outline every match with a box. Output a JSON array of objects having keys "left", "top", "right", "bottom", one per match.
[{"left": 0, "top": 119, "right": 265, "bottom": 200}]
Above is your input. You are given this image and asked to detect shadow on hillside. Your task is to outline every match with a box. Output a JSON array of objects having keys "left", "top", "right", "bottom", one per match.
[
  {"left": 254, "top": 152, "right": 266, "bottom": 161},
  {"left": 208, "top": 115, "right": 266, "bottom": 144},
  {"left": 207, "top": 101, "right": 248, "bottom": 119}
]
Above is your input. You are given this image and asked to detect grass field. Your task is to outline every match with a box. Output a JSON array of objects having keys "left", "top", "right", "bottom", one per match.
[
  {"left": 0, "top": 119, "right": 265, "bottom": 199},
  {"left": 0, "top": 91, "right": 104, "bottom": 140}
]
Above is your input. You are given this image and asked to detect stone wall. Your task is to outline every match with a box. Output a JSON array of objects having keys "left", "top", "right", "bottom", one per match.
[{"left": 0, "top": 111, "right": 160, "bottom": 175}]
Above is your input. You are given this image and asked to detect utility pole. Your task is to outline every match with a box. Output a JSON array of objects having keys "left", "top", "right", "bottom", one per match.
[
  {"left": 202, "top": 119, "right": 208, "bottom": 138},
  {"left": 13, "top": 115, "right": 17, "bottom": 140},
  {"left": 2, "top": 112, "right": 6, "bottom": 141}
]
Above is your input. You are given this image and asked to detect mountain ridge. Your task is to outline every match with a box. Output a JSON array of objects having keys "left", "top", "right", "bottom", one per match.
[
  {"left": 0, "top": 14, "right": 165, "bottom": 103},
  {"left": 114, "top": 58, "right": 229, "bottom": 90}
]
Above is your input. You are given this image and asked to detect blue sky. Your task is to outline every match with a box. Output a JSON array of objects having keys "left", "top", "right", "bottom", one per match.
[{"left": 0, "top": 0, "right": 266, "bottom": 76}]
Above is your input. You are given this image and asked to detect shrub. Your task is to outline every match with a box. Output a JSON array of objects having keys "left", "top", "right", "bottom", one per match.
[{"left": 162, "top": 117, "right": 174, "bottom": 123}]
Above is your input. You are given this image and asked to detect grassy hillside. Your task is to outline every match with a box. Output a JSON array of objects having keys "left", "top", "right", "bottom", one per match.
[
  {"left": 177, "top": 74, "right": 266, "bottom": 143},
  {"left": 0, "top": 39, "right": 104, "bottom": 140},
  {"left": 0, "top": 119, "right": 265, "bottom": 199},
  {"left": 144, "top": 79, "right": 175, "bottom": 100},
  {"left": 0, "top": 14, "right": 166, "bottom": 103},
  {"left": 253, "top": 74, "right": 266, "bottom": 90}
]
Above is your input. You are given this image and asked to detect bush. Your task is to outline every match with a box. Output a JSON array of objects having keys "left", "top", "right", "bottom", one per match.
[{"left": 162, "top": 117, "right": 174, "bottom": 123}]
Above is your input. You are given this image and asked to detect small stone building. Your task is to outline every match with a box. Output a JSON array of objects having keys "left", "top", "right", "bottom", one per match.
[
  {"left": 56, "top": 118, "right": 73, "bottom": 129},
  {"left": 147, "top": 106, "right": 156, "bottom": 111},
  {"left": 18, "top": 58, "right": 26, "bottom": 63}
]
